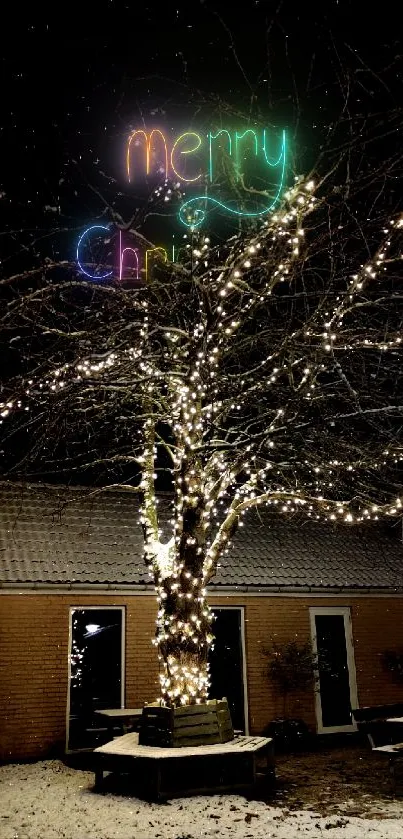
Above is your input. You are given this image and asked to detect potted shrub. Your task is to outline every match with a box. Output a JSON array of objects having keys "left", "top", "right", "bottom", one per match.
[
  {"left": 381, "top": 649, "right": 403, "bottom": 683},
  {"left": 262, "top": 639, "right": 321, "bottom": 750}
]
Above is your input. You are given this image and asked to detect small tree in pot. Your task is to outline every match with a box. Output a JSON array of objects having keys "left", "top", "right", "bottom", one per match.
[
  {"left": 262, "top": 639, "right": 321, "bottom": 749},
  {"left": 381, "top": 649, "right": 403, "bottom": 683}
]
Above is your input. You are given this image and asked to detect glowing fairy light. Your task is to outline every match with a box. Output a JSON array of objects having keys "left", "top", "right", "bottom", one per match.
[
  {"left": 145, "top": 247, "right": 168, "bottom": 280},
  {"left": 6, "top": 168, "right": 403, "bottom": 711}
]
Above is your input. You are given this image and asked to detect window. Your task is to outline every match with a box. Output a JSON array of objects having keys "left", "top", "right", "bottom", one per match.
[
  {"left": 66, "top": 607, "right": 125, "bottom": 751},
  {"left": 309, "top": 607, "right": 358, "bottom": 733}
]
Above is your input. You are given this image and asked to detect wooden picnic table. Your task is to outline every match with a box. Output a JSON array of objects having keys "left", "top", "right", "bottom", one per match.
[
  {"left": 94, "top": 708, "right": 143, "bottom": 740},
  {"left": 93, "top": 731, "right": 275, "bottom": 800}
]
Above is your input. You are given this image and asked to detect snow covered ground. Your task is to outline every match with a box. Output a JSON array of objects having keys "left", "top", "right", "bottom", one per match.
[{"left": 1, "top": 755, "right": 403, "bottom": 838}]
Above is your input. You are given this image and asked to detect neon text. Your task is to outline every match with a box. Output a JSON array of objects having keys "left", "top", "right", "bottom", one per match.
[
  {"left": 126, "top": 127, "right": 287, "bottom": 227},
  {"left": 76, "top": 225, "right": 174, "bottom": 282}
]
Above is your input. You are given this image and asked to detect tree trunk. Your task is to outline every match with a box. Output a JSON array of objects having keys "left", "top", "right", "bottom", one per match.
[
  {"left": 156, "top": 567, "right": 214, "bottom": 706},
  {"left": 155, "top": 501, "right": 214, "bottom": 707}
]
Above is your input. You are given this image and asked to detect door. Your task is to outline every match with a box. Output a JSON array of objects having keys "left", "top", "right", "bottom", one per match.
[
  {"left": 208, "top": 607, "right": 248, "bottom": 733},
  {"left": 67, "top": 607, "right": 125, "bottom": 751},
  {"left": 310, "top": 607, "right": 358, "bottom": 733}
]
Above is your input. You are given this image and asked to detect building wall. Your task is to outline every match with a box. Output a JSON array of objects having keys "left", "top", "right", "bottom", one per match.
[
  {"left": 228, "top": 595, "right": 403, "bottom": 734},
  {"left": 1, "top": 591, "right": 403, "bottom": 761},
  {"left": 0, "top": 593, "right": 158, "bottom": 761}
]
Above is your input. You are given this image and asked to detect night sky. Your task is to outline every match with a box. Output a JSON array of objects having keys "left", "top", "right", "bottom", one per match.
[
  {"left": 1, "top": 0, "right": 402, "bottom": 485},
  {"left": 1, "top": 0, "right": 402, "bottom": 249}
]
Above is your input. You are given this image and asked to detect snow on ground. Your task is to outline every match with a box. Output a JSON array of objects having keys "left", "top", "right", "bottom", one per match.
[{"left": 1, "top": 759, "right": 403, "bottom": 839}]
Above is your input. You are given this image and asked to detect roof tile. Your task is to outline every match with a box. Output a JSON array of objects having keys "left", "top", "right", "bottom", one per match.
[{"left": 0, "top": 482, "right": 402, "bottom": 590}]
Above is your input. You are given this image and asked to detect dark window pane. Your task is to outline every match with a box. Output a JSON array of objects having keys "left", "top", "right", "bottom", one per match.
[
  {"left": 315, "top": 614, "right": 352, "bottom": 728},
  {"left": 208, "top": 609, "right": 245, "bottom": 731},
  {"left": 68, "top": 608, "right": 123, "bottom": 750}
]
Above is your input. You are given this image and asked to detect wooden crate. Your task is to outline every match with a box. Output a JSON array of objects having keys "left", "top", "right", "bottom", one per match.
[{"left": 139, "top": 698, "right": 234, "bottom": 748}]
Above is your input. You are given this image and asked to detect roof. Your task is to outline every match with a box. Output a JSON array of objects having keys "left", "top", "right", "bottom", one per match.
[{"left": 0, "top": 481, "right": 402, "bottom": 593}]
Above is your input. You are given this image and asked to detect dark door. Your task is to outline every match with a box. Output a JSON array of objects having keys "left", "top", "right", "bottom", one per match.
[
  {"left": 68, "top": 608, "right": 123, "bottom": 750},
  {"left": 208, "top": 608, "right": 246, "bottom": 732},
  {"left": 315, "top": 613, "right": 353, "bottom": 728}
]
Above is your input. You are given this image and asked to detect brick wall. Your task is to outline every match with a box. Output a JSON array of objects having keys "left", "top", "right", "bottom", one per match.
[
  {"left": 0, "top": 593, "right": 159, "bottom": 761},
  {"left": 1, "top": 592, "right": 403, "bottom": 760}
]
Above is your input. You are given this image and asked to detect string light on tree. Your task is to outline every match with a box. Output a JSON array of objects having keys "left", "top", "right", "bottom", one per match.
[{"left": 2, "top": 167, "right": 403, "bottom": 709}]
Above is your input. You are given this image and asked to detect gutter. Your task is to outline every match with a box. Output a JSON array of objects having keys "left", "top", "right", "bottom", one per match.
[
  {"left": 0, "top": 581, "right": 152, "bottom": 593},
  {"left": 1, "top": 581, "right": 403, "bottom": 596}
]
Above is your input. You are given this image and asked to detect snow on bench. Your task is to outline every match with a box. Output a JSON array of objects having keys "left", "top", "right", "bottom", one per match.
[{"left": 93, "top": 732, "right": 275, "bottom": 800}]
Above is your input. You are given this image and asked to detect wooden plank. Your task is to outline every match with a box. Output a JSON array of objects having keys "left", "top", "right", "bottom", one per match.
[
  {"left": 174, "top": 702, "right": 212, "bottom": 717},
  {"left": 374, "top": 743, "right": 403, "bottom": 754},
  {"left": 219, "top": 725, "right": 234, "bottom": 738},
  {"left": 95, "top": 708, "right": 142, "bottom": 718},
  {"left": 218, "top": 721, "right": 234, "bottom": 733},
  {"left": 219, "top": 724, "right": 234, "bottom": 737},
  {"left": 207, "top": 699, "right": 229, "bottom": 711},
  {"left": 174, "top": 712, "right": 218, "bottom": 729},
  {"left": 140, "top": 725, "right": 172, "bottom": 736},
  {"left": 140, "top": 723, "right": 171, "bottom": 734},
  {"left": 174, "top": 723, "right": 220, "bottom": 739},
  {"left": 173, "top": 728, "right": 233, "bottom": 747},
  {"left": 140, "top": 724, "right": 172, "bottom": 735},
  {"left": 220, "top": 730, "right": 235, "bottom": 744},
  {"left": 139, "top": 735, "right": 172, "bottom": 746},
  {"left": 140, "top": 722, "right": 172, "bottom": 733},
  {"left": 140, "top": 709, "right": 173, "bottom": 731},
  {"left": 95, "top": 732, "right": 273, "bottom": 759},
  {"left": 218, "top": 722, "right": 233, "bottom": 734},
  {"left": 139, "top": 734, "right": 173, "bottom": 747},
  {"left": 172, "top": 734, "right": 222, "bottom": 747},
  {"left": 173, "top": 710, "right": 232, "bottom": 727},
  {"left": 173, "top": 698, "right": 228, "bottom": 717},
  {"left": 142, "top": 706, "right": 173, "bottom": 719}
]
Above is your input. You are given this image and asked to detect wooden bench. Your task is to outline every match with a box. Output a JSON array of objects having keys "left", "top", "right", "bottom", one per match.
[
  {"left": 352, "top": 704, "right": 403, "bottom": 795},
  {"left": 352, "top": 703, "right": 403, "bottom": 748},
  {"left": 93, "top": 732, "right": 275, "bottom": 801},
  {"left": 371, "top": 742, "right": 403, "bottom": 795}
]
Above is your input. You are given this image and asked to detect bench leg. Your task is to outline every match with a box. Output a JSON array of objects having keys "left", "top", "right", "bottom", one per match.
[
  {"left": 149, "top": 763, "right": 163, "bottom": 801},
  {"left": 389, "top": 758, "right": 403, "bottom": 797},
  {"left": 95, "top": 768, "right": 103, "bottom": 788},
  {"left": 250, "top": 756, "right": 257, "bottom": 786},
  {"left": 266, "top": 752, "right": 276, "bottom": 783},
  {"left": 104, "top": 721, "right": 114, "bottom": 742}
]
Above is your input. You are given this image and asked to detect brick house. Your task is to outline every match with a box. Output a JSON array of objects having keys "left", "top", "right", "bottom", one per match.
[{"left": 1, "top": 481, "right": 403, "bottom": 761}]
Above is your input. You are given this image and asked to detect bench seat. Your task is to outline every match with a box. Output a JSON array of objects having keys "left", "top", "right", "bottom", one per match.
[
  {"left": 93, "top": 732, "right": 275, "bottom": 800},
  {"left": 352, "top": 706, "right": 403, "bottom": 795},
  {"left": 352, "top": 704, "right": 403, "bottom": 748}
]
